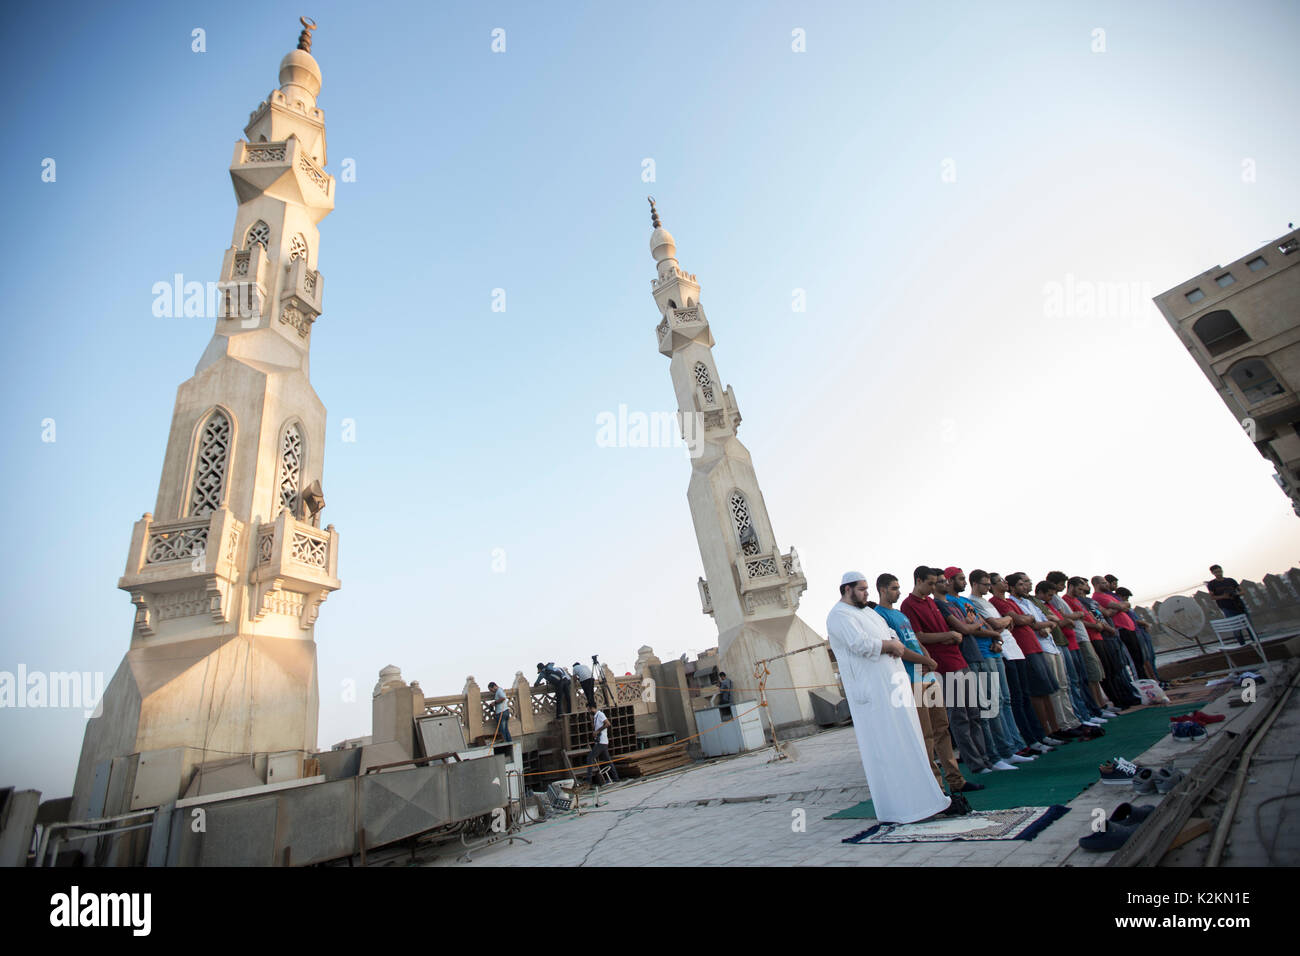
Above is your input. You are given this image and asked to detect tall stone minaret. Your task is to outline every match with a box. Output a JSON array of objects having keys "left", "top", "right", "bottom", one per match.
[
  {"left": 71, "top": 20, "right": 341, "bottom": 821},
  {"left": 647, "top": 201, "right": 835, "bottom": 730}
]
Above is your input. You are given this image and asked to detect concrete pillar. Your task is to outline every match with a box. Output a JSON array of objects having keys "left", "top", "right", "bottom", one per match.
[
  {"left": 463, "top": 676, "right": 484, "bottom": 741},
  {"left": 512, "top": 672, "right": 536, "bottom": 734},
  {"left": 0, "top": 790, "right": 41, "bottom": 867},
  {"left": 652, "top": 659, "right": 699, "bottom": 756}
]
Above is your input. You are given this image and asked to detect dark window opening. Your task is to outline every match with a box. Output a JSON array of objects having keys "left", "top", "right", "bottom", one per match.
[{"left": 1193, "top": 310, "right": 1250, "bottom": 356}]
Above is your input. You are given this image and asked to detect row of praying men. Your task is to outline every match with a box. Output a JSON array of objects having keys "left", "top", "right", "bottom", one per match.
[{"left": 827, "top": 566, "right": 1157, "bottom": 822}]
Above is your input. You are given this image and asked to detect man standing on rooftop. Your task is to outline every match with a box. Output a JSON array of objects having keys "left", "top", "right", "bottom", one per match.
[{"left": 827, "top": 571, "right": 952, "bottom": 823}]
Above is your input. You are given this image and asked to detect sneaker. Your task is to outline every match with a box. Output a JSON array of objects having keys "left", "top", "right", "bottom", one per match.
[
  {"left": 1132, "top": 768, "right": 1157, "bottom": 794},
  {"left": 1155, "top": 768, "right": 1186, "bottom": 794},
  {"left": 1009, "top": 753, "right": 1035, "bottom": 763},
  {"left": 1099, "top": 757, "right": 1140, "bottom": 785},
  {"left": 1101, "top": 709, "right": 1120, "bottom": 718},
  {"left": 1030, "top": 742, "right": 1054, "bottom": 754},
  {"left": 957, "top": 780, "right": 986, "bottom": 793},
  {"left": 1043, "top": 736, "right": 1067, "bottom": 747},
  {"left": 1090, "top": 716, "right": 1109, "bottom": 723},
  {"left": 1171, "top": 721, "right": 1207, "bottom": 743},
  {"left": 992, "top": 760, "right": 1019, "bottom": 771},
  {"left": 1084, "top": 718, "right": 1104, "bottom": 726}
]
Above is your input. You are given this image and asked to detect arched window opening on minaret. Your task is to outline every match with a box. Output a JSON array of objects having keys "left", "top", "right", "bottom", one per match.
[
  {"left": 729, "top": 490, "right": 761, "bottom": 555},
  {"left": 188, "top": 408, "right": 232, "bottom": 517},
  {"left": 694, "top": 361, "right": 716, "bottom": 406},
  {"left": 278, "top": 423, "right": 304, "bottom": 517},
  {"left": 245, "top": 220, "right": 271, "bottom": 250},
  {"left": 668, "top": 299, "right": 677, "bottom": 309},
  {"left": 289, "top": 233, "right": 308, "bottom": 262}
]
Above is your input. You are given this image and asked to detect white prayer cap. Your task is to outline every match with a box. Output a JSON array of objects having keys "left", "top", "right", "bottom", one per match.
[{"left": 841, "top": 571, "right": 867, "bottom": 586}]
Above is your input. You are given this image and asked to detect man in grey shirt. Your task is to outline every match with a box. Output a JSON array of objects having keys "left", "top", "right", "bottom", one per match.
[{"left": 573, "top": 661, "right": 595, "bottom": 708}]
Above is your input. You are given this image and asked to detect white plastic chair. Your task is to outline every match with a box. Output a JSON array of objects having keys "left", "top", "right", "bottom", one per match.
[{"left": 1209, "top": 614, "right": 1271, "bottom": 677}]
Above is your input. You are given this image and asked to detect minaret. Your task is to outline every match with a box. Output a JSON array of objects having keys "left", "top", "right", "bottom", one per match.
[
  {"left": 71, "top": 19, "right": 342, "bottom": 821},
  {"left": 647, "top": 200, "right": 836, "bottom": 730}
]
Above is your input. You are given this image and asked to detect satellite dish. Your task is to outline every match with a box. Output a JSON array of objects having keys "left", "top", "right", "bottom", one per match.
[{"left": 1157, "top": 595, "right": 1205, "bottom": 637}]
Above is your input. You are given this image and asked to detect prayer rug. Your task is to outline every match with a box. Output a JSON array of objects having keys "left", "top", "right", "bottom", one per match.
[{"left": 842, "top": 805, "right": 1069, "bottom": 845}]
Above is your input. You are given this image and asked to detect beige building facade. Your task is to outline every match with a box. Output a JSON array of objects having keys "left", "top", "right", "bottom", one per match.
[{"left": 1153, "top": 227, "right": 1300, "bottom": 514}]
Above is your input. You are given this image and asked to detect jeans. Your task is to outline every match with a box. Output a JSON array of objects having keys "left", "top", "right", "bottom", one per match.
[
  {"left": 989, "top": 656, "right": 1026, "bottom": 752},
  {"left": 588, "top": 742, "right": 618, "bottom": 784},
  {"left": 494, "top": 712, "right": 511, "bottom": 742},
  {"left": 970, "top": 659, "right": 1016, "bottom": 761}
]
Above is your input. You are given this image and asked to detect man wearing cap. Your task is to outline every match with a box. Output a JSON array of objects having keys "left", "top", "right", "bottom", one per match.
[{"left": 827, "top": 572, "right": 951, "bottom": 823}]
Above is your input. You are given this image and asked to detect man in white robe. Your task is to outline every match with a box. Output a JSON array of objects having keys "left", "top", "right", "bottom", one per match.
[{"left": 827, "top": 571, "right": 951, "bottom": 823}]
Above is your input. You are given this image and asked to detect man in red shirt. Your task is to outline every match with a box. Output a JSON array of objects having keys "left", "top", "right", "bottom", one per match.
[
  {"left": 1092, "top": 575, "right": 1146, "bottom": 690},
  {"left": 902, "top": 566, "right": 994, "bottom": 777},
  {"left": 988, "top": 573, "right": 1068, "bottom": 748},
  {"left": 1063, "top": 577, "right": 1118, "bottom": 715}
]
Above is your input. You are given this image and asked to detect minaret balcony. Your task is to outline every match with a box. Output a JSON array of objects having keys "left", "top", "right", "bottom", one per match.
[
  {"left": 733, "top": 547, "right": 808, "bottom": 615},
  {"left": 700, "top": 385, "right": 742, "bottom": 434},
  {"left": 248, "top": 511, "right": 340, "bottom": 628},
  {"left": 282, "top": 256, "right": 324, "bottom": 317},
  {"left": 218, "top": 243, "right": 271, "bottom": 321},
  {"left": 118, "top": 509, "right": 246, "bottom": 636},
  {"left": 656, "top": 306, "right": 713, "bottom": 356},
  {"left": 698, "top": 577, "right": 713, "bottom": 617},
  {"left": 230, "top": 137, "right": 333, "bottom": 214}
]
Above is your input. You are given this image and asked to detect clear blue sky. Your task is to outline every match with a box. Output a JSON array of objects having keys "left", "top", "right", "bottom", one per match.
[{"left": 3, "top": 0, "right": 1298, "bottom": 796}]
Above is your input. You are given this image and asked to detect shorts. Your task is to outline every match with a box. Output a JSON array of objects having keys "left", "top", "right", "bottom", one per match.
[
  {"left": 1025, "top": 652, "right": 1059, "bottom": 697},
  {"left": 1078, "top": 639, "right": 1105, "bottom": 683}
]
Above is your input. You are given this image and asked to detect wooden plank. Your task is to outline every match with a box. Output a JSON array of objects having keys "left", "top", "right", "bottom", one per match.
[{"left": 1168, "top": 817, "right": 1211, "bottom": 851}]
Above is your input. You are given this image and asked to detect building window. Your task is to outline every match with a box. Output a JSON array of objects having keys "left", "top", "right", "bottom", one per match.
[
  {"left": 245, "top": 220, "right": 270, "bottom": 250},
  {"left": 1193, "top": 310, "right": 1250, "bottom": 356},
  {"left": 278, "top": 424, "right": 303, "bottom": 515},
  {"left": 1215, "top": 272, "right": 1236, "bottom": 287},
  {"left": 1280, "top": 238, "right": 1298, "bottom": 255},
  {"left": 1247, "top": 256, "right": 1267, "bottom": 272},
  {"left": 189, "top": 409, "right": 232, "bottom": 516},
  {"left": 1228, "top": 359, "right": 1285, "bottom": 406},
  {"left": 1185, "top": 288, "right": 1205, "bottom": 304}
]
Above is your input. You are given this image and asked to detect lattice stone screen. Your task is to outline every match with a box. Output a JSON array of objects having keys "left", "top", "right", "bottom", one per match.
[
  {"left": 730, "top": 491, "right": 760, "bottom": 555},
  {"left": 245, "top": 220, "right": 270, "bottom": 249},
  {"left": 278, "top": 425, "right": 302, "bottom": 515},
  {"left": 694, "top": 361, "right": 715, "bottom": 405},
  {"left": 189, "top": 411, "right": 231, "bottom": 516}
]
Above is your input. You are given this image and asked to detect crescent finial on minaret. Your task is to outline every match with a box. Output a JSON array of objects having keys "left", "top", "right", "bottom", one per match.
[
  {"left": 648, "top": 196, "right": 661, "bottom": 229},
  {"left": 297, "top": 16, "right": 317, "bottom": 53}
]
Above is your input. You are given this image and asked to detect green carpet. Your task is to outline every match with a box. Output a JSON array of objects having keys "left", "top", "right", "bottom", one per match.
[{"left": 826, "top": 705, "right": 1201, "bottom": 820}]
